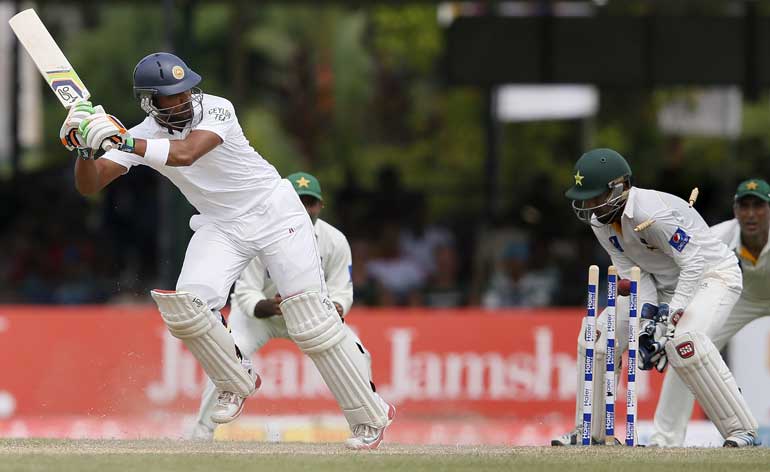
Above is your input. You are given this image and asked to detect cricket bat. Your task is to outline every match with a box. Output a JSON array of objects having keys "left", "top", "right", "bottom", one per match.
[{"left": 9, "top": 8, "right": 90, "bottom": 109}]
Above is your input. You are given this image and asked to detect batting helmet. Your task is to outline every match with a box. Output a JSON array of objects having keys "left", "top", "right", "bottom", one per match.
[{"left": 133, "top": 52, "right": 203, "bottom": 130}]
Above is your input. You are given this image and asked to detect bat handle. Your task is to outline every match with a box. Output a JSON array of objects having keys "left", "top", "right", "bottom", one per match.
[{"left": 101, "top": 140, "right": 115, "bottom": 152}]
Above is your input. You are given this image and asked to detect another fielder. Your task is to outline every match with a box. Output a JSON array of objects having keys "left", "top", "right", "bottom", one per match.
[
  {"left": 191, "top": 172, "right": 393, "bottom": 445},
  {"left": 552, "top": 148, "right": 758, "bottom": 447},
  {"left": 648, "top": 178, "right": 770, "bottom": 446},
  {"left": 59, "top": 52, "right": 392, "bottom": 448}
]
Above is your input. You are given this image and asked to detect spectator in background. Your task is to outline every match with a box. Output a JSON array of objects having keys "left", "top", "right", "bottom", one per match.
[
  {"left": 369, "top": 165, "right": 420, "bottom": 224},
  {"left": 334, "top": 167, "right": 372, "bottom": 240},
  {"left": 420, "top": 242, "right": 469, "bottom": 307},
  {"left": 350, "top": 239, "right": 377, "bottom": 306},
  {"left": 366, "top": 220, "right": 425, "bottom": 306},
  {"left": 481, "top": 239, "right": 557, "bottom": 308},
  {"left": 400, "top": 194, "right": 454, "bottom": 280}
]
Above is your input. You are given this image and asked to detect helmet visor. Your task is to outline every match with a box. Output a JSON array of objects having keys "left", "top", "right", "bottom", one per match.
[{"left": 140, "top": 87, "right": 203, "bottom": 131}]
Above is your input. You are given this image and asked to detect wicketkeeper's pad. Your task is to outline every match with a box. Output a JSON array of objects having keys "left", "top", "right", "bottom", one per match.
[
  {"left": 151, "top": 290, "right": 256, "bottom": 397},
  {"left": 666, "top": 330, "right": 757, "bottom": 438}
]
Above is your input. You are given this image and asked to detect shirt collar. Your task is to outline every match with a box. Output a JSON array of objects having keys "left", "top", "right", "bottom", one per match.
[{"left": 622, "top": 186, "right": 637, "bottom": 219}]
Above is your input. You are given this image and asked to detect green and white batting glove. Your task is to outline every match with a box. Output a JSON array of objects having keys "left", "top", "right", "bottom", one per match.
[
  {"left": 59, "top": 100, "right": 96, "bottom": 150},
  {"left": 79, "top": 112, "right": 135, "bottom": 158}
]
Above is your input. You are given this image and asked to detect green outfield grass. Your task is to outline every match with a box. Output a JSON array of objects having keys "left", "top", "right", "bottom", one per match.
[{"left": 1, "top": 439, "right": 768, "bottom": 472}]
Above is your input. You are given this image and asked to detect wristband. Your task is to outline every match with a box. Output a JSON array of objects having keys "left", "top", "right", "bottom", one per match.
[
  {"left": 144, "top": 139, "right": 170, "bottom": 166},
  {"left": 118, "top": 136, "right": 135, "bottom": 154}
]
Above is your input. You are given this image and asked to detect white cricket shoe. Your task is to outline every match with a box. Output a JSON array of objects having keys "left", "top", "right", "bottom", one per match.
[
  {"left": 188, "top": 422, "right": 214, "bottom": 441},
  {"left": 210, "top": 358, "right": 261, "bottom": 424},
  {"left": 550, "top": 427, "right": 619, "bottom": 446},
  {"left": 345, "top": 403, "right": 396, "bottom": 450},
  {"left": 723, "top": 431, "right": 761, "bottom": 448},
  {"left": 551, "top": 428, "right": 580, "bottom": 446}
]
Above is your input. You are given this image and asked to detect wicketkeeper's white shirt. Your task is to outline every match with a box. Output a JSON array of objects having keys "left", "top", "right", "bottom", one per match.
[
  {"left": 711, "top": 218, "right": 770, "bottom": 301},
  {"left": 102, "top": 93, "right": 282, "bottom": 223},
  {"left": 592, "top": 187, "right": 740, "bottom": 310}
]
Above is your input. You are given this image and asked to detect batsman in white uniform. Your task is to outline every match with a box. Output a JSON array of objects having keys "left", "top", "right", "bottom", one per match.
[
  {"left": 552, "top": 148, "right": 758, "bottom": 447},
  {"left": 58, "top": 52, "right": 392, "bottom": 449},
  {"left": 649, "top": 178, "right": 770, "bottom": 446},
  {"left": 191, "top": 172, "right": 392, "bottom": 441}
]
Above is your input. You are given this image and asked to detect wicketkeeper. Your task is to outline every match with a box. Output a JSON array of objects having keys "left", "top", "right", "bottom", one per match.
[{"left": 551, "top": 148, "right": 758, "bottom": 448}]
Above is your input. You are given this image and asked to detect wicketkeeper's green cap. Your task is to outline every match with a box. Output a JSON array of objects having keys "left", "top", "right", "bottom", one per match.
[
  {"left": 287, "top": 172, "right": 323, "bottom": 201},
  {"left": 735, "top": 178, "right": 770, "bottom": 202}
]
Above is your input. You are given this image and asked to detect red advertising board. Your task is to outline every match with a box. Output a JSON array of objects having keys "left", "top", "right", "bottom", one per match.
[{"left": 0, "top": 306, "right": 675, "bottom": 423}]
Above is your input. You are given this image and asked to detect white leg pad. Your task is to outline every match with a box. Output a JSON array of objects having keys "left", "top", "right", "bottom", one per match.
[
  {"left": 151, "top": 290, "right": 256, "bottom": 397},
  {"left": 282, "top": 291, "right": 388, "bottom": 429},
  {"left": 665, "top": 331, "right": 757, "bottom": 438}
]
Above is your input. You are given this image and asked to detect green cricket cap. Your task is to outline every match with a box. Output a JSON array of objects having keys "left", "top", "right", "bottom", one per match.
[
  {"left": 287, "top": 172, "right": 323, "bottom": 201},
  {"left": 735, "top": 178, "right": 770, "bottom": 202}
]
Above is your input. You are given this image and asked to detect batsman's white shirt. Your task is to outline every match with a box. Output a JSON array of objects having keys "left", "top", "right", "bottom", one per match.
[
  {"left": 103, "top": 94, "right": 282, "bottom": 224},
  {"left": 100, "top": 93, "right": 326, "bottom": 310}
]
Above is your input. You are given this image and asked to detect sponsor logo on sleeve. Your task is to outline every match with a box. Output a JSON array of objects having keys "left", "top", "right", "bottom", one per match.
[{"left": 669, "top": 227, "right": 691, "bottom": 252}]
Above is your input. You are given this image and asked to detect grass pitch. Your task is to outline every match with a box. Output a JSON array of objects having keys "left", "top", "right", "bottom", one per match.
[{"left": 1, "top": 439, "right": 768, "bottom": 472}]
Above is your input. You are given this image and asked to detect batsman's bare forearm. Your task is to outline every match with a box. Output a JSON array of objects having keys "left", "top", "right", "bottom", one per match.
[
  {"left": 73, "top": 157, "right": 126, "bottom": 195},
  {"left": 74, "top": 158, "right": 101, "bottom": 195}
]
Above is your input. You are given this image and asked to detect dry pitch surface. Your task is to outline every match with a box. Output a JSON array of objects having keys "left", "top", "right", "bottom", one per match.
[{"left": 1, "top": 439, "right": 769, "bottom": 472}]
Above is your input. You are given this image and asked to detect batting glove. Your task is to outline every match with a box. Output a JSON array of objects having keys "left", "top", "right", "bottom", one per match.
[{"left": 79, "top": 113, "right": 135, "bottom": 158}]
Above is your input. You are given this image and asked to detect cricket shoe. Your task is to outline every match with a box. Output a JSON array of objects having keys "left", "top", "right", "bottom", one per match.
[
  {"left": 551, "top": 428, "right": 579, "bottom": 446},
  {"left": 345, "top": 402, "right": 396, "bottom": 450},
  {"left": 210, "top": 358, "right": 261, "bottom": 424},
  {"left": 723, "top": 431, "right": 761, "bottom": 448},
  {"left": 188, "top": 422, "right": 215, "bottom": 441},
  {"left": 550, "top": 427, "right": 619, "bottom": 446}
]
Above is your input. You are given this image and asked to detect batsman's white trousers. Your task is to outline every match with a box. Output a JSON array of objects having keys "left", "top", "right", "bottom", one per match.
[
  {"left": 650, "top": 292, "right": 767, "bottom": 446},
  {"left": 176, "top": 179, "right": 327, "bottom": 311}
]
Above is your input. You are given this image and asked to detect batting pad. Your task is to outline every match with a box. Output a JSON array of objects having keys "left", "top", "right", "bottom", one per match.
[
  {"left": 282, "top": 291, "right": 388, "bottom": 428},
  {"left": 666, "top": 331, "right": 757, "bottom": 438},
  {"left": 151, "top": 290, "right": 256, "bottom": 397}
]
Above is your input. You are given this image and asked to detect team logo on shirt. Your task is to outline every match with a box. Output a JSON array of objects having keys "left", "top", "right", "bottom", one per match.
[
  {"left": 208, "top": 107, "right": 232, "bottom": 122},
  {"left": 609, "top": 235, "right": 624, "bottom": 252},
  {"left": 669, "top": 227, "right": 690, "bottom": 252}
]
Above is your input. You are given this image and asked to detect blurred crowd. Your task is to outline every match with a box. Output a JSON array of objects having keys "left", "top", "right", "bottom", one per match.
[{"left": 0, "top": 163, "right": 609, "bottom": 308}]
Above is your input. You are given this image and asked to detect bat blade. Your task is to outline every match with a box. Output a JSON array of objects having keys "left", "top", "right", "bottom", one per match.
[{"left": 9, "top": 8, "right": 90, "bottom": 108}]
